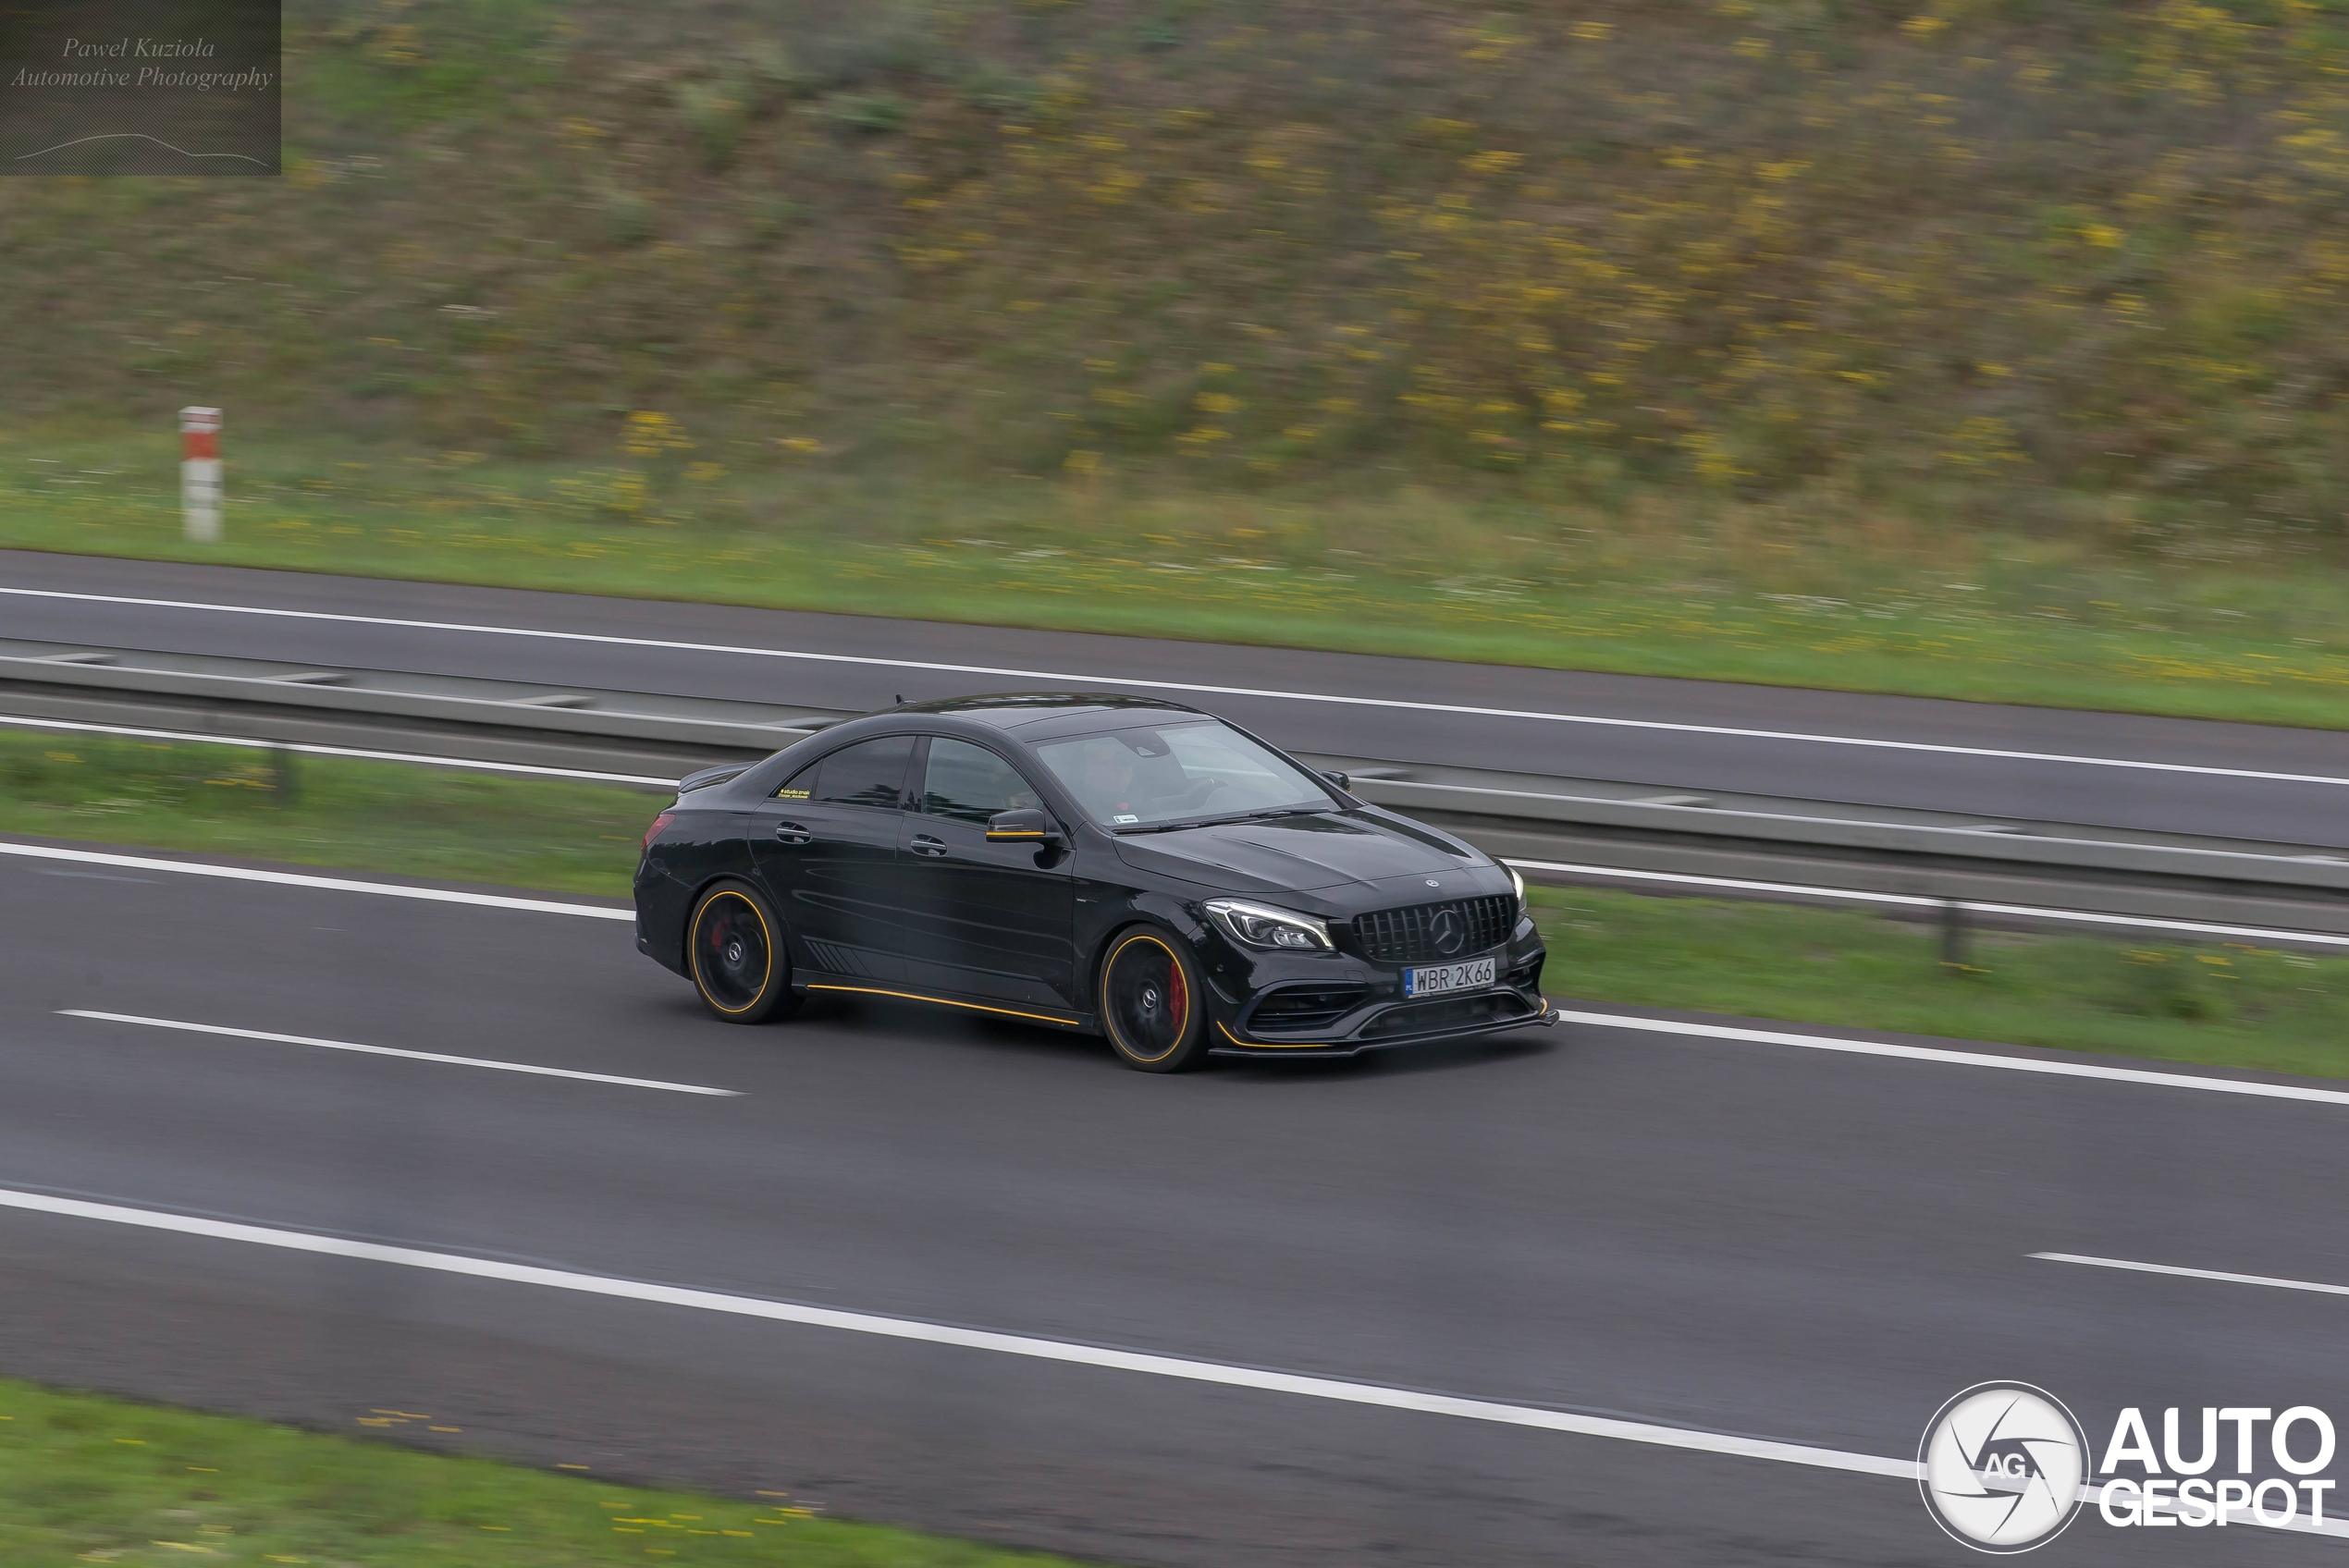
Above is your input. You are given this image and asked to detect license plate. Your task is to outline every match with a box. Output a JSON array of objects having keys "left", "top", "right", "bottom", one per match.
[{"left": 1403, "top": 955, "right": 1497, "bottom": 998}]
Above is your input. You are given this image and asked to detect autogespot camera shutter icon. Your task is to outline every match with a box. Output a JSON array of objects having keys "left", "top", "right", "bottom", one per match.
[{"left": 1918, "top": 1382, "right": 2090, "bottom": 1553}]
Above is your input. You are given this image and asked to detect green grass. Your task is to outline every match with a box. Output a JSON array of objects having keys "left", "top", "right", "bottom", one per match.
[
  {"left": 0, "top": 1375, "right": 1097, "bottom": 1568},
  {"left": 15, "top": 0, "right": 2349, "bottom": 737},
  {"left": 1532, "top": 886, "right": 2349, "bottom": 1082},
  {"left": 17, "top": 728, "right": 2349, "bottom": 1079},
  {"left": 0, "top": 729, "right": 651, "bottom": 899},
  {"left": 13, "top": 432, "right": 2349, "bottom": 729}
]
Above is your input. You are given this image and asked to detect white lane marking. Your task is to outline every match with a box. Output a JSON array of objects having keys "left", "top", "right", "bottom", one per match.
[
  {"left": 1508, "top": 858, "right": 2349, "bottom": 949},
  {"left": 2035, "top": 1252, "right": 2349, "bottom": 1299},
  {"left": 4, "top": 1188, "right": 2339, "bottom": 1542},
  {"left": 0, "top": 1185, "right": 1911, "bottom": 1481},
  {"left": 57, "top": 1011, "right": 736, "bottom": 1097},
  {"left": 0, "top": 713, "right": 676, "bottom": 788},
  {"left": 1557, "top": 1009, "right": 2349, "bottom": 1109},
  {"left": 0, "top": 841, "right": 633, "bottom": 920},
  {"left": 6, "top": 586, "right": 2343, "bottom": 788}
]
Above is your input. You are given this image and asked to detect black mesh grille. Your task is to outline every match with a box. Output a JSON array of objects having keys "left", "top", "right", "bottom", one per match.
[
  {"left": 1349, "top": 894, "right": 1517, "bottom": 966},
  {"left": 1247, "top": 985, "right": 1371, "bottom": 1034}
]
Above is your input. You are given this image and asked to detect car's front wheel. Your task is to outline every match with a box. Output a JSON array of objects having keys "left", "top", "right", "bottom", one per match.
[
  {"left": 688, "top": 882, "right": 798, "bottom": 1023},
  {"left": 1100, "top": 925, "right": 1211, "bottom": 1072}
]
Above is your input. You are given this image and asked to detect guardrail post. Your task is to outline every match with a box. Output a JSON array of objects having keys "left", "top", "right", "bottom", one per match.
[
  {"left": 1939, "top": 898, "right": 1969, "bottom": 973},
  {"left": 268, "top": 743, "right": 298, "bottom": 807},
  {"left": 180, "top": 407, "right": 223, "bottom": 543}
]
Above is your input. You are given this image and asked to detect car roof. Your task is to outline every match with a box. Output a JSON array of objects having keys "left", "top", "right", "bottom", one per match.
[{"left": 892, "top": 692, "right": 1206, "bottom": 738}]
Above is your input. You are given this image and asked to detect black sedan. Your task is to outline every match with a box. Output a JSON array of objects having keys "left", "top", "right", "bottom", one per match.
[{"left": 633, "top": 693, "right": 1556, "bottom": 1072}]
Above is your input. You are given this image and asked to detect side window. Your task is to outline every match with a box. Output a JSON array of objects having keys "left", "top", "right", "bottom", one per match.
[
  {"left": 772, "top": 761, "right": 818, "bottom": 802},
  {"left": 807, "top": 735, "right": 916, "bottom": 811},
  {"left": 922, "top": 738, "right": 1040, "bottom": 827}
]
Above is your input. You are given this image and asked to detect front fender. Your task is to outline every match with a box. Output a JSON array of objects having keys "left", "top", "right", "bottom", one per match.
[{"left": 1076, "top": 887, "right": 1215, "bottom": 1013}]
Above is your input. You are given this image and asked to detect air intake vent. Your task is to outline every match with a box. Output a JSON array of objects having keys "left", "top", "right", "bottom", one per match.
[
  {"left": 1349, "top": 894, "right": 1516, "bottom": 966},
  {"left": 1247, "top": 984, "right": 1371, "bottom": 1034}
]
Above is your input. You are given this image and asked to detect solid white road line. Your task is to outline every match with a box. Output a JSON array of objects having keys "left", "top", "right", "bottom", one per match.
[
  {"left": 0, "top": 1184, "right": 1912, "bottom": 1479},
  {"left": 2034, "top": 1252, "right": 2349, "bottom": 1299},
  {"left": 57, "top": 1011, "right": 737, "bottom": 1096},
  {"left": 0, "top": 1192, "right": 2336, "bottom": 1546},
  {"left": 15, "top": 839, "right": 2346, "bottom": 1111},
  {"left": 1559, "top": 1010, "right": 2349, "bottom": 1109},
  {"left": 8, "top": 585, "right": 2344, "bottom": 788},
  {"left": 0, "top": 841, "right": 633, "bottom": 919},
  {"left": 1507, "top": 858, "right": 2349, "bottom": 949},
  {"left": 0, "top": 712, "right": 677, "bottom": 787}
]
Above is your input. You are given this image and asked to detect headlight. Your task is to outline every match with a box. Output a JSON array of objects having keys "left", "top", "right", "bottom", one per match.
[
  {"left": 1203, "top": 898, "right": 1333, "bottom": 952},
  {"left": 1508, "top": 864, "right": 1527, "bottom": 913}
]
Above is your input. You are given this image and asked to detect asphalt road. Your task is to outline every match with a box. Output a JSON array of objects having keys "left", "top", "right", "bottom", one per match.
[
  {"left": 5, "top": 848, "right": 2345, "bottom": 1565},
  {"left": 6, "top": 549, "right": 2349, "bottom": 846}
]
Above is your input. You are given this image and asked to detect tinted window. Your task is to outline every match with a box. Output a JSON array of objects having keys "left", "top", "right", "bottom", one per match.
[
  {"left": 810, "top": 735, "right": 915, "bottom": 810},
  {"left": 922, "top": 738, "right": 1041, "bottom": 826}
]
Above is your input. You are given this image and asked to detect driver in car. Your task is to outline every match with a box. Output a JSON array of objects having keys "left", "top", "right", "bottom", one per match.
[{"left": 1084, "top": 743, "right": 1143, "bottom": 821}]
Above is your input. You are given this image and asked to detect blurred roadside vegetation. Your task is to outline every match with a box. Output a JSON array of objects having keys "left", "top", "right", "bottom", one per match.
[
  {"left": 0, "top": 730, "right": 659, "bottom": 896},
  {"left": 0, "top": 1375, "right": 1100, "bottom": 1567},
  {"left": 1530, "top": 884, "right": 2349, "bottom": 1079},
  {"left": 10, "top": 2, "right": 2349, "bottom": 717},
  {"left": 12, "top": 729, "right": 2349, "bottom": 1080}
]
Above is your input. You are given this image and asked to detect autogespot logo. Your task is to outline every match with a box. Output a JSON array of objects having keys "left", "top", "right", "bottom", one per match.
[{"left": 1919, "top": 1382, "right": 2090, "bottom": 1553}]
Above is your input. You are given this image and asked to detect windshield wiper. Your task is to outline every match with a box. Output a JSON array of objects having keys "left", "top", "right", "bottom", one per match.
[{"left": 1113, "top": 806, "right": 1327, "bottom": 835}]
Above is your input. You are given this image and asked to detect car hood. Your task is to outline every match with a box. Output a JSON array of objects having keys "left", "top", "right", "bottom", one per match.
[{"left": 1111, "top": 811, "right": 1473, "bottom": 894}]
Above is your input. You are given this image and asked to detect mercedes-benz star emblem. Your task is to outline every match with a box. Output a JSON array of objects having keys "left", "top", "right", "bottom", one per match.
[
  {"left": 1918, "top": 1382, "right": 2088, "bottom": 1553},
  {"left": 1429, "top": 908, "right": 1464, "bottom": 955}
]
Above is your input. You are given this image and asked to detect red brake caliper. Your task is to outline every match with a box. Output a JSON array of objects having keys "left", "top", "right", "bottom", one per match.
[{"left": 1165, "top": 955, "right": 1188, "bottom": 1036}]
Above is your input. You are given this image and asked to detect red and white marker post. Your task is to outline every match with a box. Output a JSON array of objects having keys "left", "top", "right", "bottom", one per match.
[{"left": 180, "top": 407, "right": 222, "bottom": 543}]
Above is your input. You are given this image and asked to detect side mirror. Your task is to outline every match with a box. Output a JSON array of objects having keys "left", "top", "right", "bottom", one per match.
[
  {"left": 1321, "top": 770, "right": 1351, "bottom": 792},
  {"left": 986, "top": 807, "right": 1064, "bottom": 845}
]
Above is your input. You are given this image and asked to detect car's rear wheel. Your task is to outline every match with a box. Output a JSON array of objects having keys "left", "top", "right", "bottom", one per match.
[
  {"left": 688, "top": 882, "right": 797, "bottom": 1023},
  {"left": 1100, "top": 925, "right": 1211, "bottom": 1072}
]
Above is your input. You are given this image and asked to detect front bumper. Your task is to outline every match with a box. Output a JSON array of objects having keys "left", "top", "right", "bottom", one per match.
[
  {"left": 1202, "top": 919, "right": 1556, "bottom": 1058},
  {"left": 1211, "top": 989, "right": 1560, "bottom": 1058}
]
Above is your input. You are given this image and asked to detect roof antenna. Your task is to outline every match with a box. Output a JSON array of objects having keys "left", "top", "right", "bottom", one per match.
[{"left": 895, "top": 692, "right": 904, "bottom": 704}]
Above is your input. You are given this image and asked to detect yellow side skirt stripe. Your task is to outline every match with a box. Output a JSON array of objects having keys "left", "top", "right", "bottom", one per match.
[{"left": 805, "top": 984, "right": 1081, "bottom": 1029}]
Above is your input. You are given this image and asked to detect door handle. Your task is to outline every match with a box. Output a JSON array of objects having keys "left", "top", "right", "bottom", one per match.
[
  {"left": 774, "top": 821, "right": 811, "bottom": 845},
  {"left": 909, "top": 834, "right": 948, "bottom": 857}
]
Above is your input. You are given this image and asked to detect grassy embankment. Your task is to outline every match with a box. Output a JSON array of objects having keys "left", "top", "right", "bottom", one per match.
[
  {"left": 11, "top": 2, "right": 2349, "bottom": 723},
  {"left": 0, "top": 1374, "right": 1096, "bottom": 1568},
  {"left": 1, "top": 729, "right": 658, "bottom": 898},
  {"left": 15, "top": 729, "right": 2349, "bottom": 1079},
  {"left": 13, "top": 441, "right": 2349, "bottom": 729}
]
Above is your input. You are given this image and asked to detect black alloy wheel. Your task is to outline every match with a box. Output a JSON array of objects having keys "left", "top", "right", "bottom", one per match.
[
  {"left": 1100, "top": 925, "right": 1211, "bottom": 1072},
  {"left": 688, "top": 882, "right": 797, "bottom": 1023}
]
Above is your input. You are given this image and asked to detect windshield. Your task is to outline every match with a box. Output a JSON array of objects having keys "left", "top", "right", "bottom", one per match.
[{"left": 1031, "top": 721, "right": 1332, "bottom": 828}]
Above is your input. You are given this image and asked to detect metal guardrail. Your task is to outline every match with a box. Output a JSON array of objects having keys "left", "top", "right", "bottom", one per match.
[
  {"left": 6, "top": 640, "right": 2348, "bottom": 937},
  {"left": 0, "top": 639, "right": 840, "bottom": 753}
]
